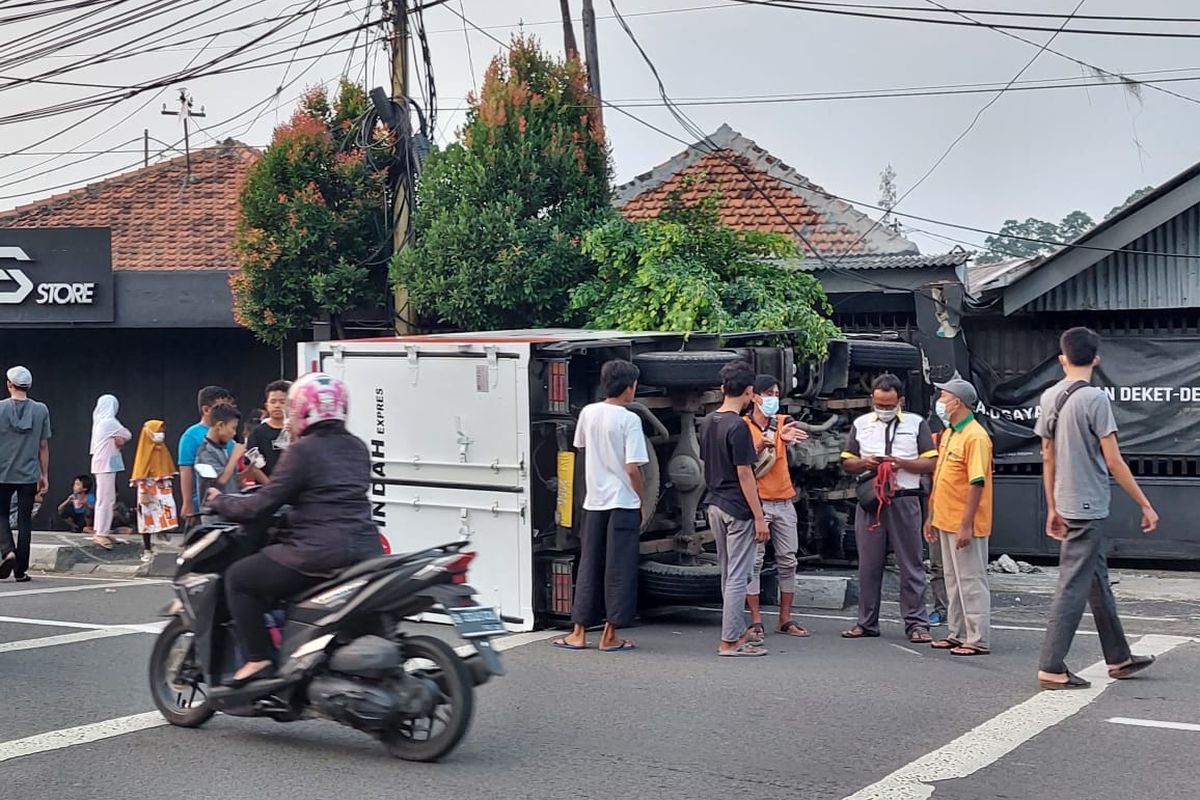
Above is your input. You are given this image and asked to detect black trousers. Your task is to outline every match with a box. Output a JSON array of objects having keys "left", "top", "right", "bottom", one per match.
[
  {"left": 571, "top": 508, "right": 640, "bottom": 628},
  {"left": 225, "top": 552, "right": 323, "bottom": 662},
  {"left": 0, "top": 483, "right": 37, "bottom": 578},
  {"left": 59, "top": 505, "right": 92, "bottom": 533}
]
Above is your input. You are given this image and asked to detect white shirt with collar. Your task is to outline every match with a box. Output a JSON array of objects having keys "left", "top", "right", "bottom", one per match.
[{"left": 842, "top": 409, "right": 937, "bottom": 491}]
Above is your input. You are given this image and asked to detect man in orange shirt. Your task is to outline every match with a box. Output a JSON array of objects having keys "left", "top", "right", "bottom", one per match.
[
  {"left": 925, "top": 378, "right": 993, "bottom": 656},
  {"left": 744, "top": 375, "right": 810, "bottom": 642}
]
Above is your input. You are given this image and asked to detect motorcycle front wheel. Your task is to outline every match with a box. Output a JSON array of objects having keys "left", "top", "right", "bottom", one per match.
[
  {"left": 382, "top": 634, "right": 474, "bottom": 762},
  {"left": 148, "top": 617, "right": 215, "bottom": 728}
]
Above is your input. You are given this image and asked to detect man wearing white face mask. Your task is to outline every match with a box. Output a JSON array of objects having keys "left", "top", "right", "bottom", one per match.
[
  {"left": 841, "top": 374, "right": 938, "bottom": 642},
  {"left": 744, "top": 375, "right": 810, "bottom": 642}
]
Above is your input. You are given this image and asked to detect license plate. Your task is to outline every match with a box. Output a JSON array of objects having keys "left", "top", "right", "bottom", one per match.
[{"left": 447, "top": 606, "right": 506, "bottom": 639}]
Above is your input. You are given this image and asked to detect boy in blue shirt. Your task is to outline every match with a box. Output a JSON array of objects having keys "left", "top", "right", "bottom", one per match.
[{"left": 177, "top": 385, "right": 237, "bottom": 529}]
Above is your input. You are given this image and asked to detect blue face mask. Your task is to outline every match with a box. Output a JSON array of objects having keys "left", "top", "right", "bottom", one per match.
[
  {"left": 760, "top": 396, "right": 780, "bottom": 417},
  {"left": 935, "top": 400, "right": 951, "bottom": 425}
]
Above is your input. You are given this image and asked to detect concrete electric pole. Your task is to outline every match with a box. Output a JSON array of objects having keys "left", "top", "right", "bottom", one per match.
[
  {"left": 389, "top": 0, "right": 412, "bottom": 334},
  {"left": 581, "top": 0, "right": 603, "bottom": 127},
  {"left": 161, "top": 88, "right": 205, "bottom": 181}
]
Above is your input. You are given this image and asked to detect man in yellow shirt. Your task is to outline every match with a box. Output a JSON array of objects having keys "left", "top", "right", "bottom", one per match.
[{"left": 925, "top": 378, "right": 993, "bottom": 656}]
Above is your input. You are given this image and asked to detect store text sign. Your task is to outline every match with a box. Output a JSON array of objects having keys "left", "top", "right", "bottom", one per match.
[{"left": 0, "top": 228, "right": 114, "bottom": 323}]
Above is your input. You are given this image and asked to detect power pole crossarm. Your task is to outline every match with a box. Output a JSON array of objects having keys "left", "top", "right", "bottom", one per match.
[{"left": 161, "top": 88, "right": 205, "bottom": 181}]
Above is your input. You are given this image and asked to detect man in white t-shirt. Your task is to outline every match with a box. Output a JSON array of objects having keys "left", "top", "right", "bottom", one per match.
[{"left": 553, "top": 360, "right": 649, "bottom": 653}]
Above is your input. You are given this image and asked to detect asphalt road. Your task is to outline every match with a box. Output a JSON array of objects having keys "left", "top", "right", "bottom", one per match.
[{"left": 1, "top": 574, "right": 1197, "bottom": 800}]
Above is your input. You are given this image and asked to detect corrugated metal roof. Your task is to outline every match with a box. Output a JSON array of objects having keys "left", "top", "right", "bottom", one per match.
[
  {"left": 808, "top": 251, "right": 970, "bottom": 272},
  {"left": 1029, "top": 204, "right": 1200, "bottom": 312},
  {"left": 967, "top": 257, "right": 1041, "bottom": 294}
]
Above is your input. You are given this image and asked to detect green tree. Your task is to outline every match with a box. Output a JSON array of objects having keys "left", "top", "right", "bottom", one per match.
[
  {"left": 393, "top": 36, "right": 611, "bottom": 331},
  {"left": 978, "top": 210, "right": 1096, "bottom": 264},
  {"left": 570, "top": 187, "right": 839, "bottom": 360},
  {"left": 1106, "top": 185, "right": 1154, "bottom": 220},
  {"left": 231, "top": 80, "right": 390, "bottom": 346}
]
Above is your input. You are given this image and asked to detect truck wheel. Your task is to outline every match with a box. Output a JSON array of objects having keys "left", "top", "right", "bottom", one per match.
[
  {"left": 848, "top": 340, "right": 921, "bottom": 371},
  {"left": 633, "top": 351, "right": 740, "bottom": 389},
  {"left": 639, "top": 553, "right": 722, "bottom": 602}
]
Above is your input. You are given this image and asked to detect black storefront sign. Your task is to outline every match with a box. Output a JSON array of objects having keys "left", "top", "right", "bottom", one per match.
[
  {"left": 0, "top": 227, "right": 114, "bottom": 323},
  {"left": 973, "top": 336, "right": 1200, "bottom": 461}
]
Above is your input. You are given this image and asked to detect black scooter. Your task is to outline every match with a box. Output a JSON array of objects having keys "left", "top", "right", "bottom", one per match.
[{"left": 148, "top": 493, "right": 505, "bottom": 762}]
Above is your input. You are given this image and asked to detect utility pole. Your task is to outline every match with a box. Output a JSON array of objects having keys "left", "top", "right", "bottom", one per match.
[
  {"left": 581, "top": 0, "right": 603, "bottom": 127},
  {"left": 390, "top": 0, "right": 412, "bottom": 334},
  {"left": 161, "top": 88, "right": 205, "bottom": 181},
  {"left": 143, "top": 129, "right": 149, "bottom": 168},
  {"left": 559, "top": 0, "right": 578, "bottom": 59}
]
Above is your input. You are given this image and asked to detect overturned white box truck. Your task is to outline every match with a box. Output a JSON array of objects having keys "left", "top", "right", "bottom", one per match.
[{"left": 300, "top": 330, "right": 922, "bottom": 631}]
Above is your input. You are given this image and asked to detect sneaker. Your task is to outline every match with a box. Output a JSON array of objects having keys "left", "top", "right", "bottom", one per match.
[{"left": 929, "top": 611, "right": 946, "bottom": 626}]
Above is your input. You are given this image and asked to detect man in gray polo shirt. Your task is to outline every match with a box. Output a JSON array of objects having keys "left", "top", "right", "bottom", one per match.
[
  {"left": 0, "top": 366, "right": 52, "bottom": 582},
  {"left": 1034, "top": 328, "right": 1158, "bottom": 690}
]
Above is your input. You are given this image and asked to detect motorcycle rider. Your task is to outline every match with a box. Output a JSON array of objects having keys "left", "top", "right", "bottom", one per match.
[{"left": 207, "top": 372, "right": 383, "bottom": 688}]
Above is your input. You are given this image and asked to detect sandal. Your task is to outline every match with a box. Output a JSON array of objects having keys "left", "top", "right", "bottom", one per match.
[
  {"left": 551, "top": 639, "right": 588, "bottom": 651},
  {"left": 909, "top": 629, "right": 934, "bottom": 644},
  {"left": 91, "top": 535, "right": 115, "bottom": 551},
  {"left": 778, "top": 620, "right": 810, "bottom": 638},
  {"left": 746, "top": 622, "right": 765, "bottom": 646},
  {"left": 950, "top": 644, "right": 991, "bottom": 656},
  {"left": 1108, "top": 654, "right": 1155, "bottom": 680},
  {"left": 931, "top": 638, "right": 963, "bottom": 650},
  {"left": 841, "top": 626, "right": 880, "bottom": 639},
  {"left": 0, "top": 551, "right": 14, "bottom": 579},
  {"left": 718, "top": 643, "right": 768, "bottom": 657},
  {"left": 1039, "top": 671, "right": 1091, "bottom": 690},
  {"left": 600, "top": 640, "right": 637, "bottom": 653}
]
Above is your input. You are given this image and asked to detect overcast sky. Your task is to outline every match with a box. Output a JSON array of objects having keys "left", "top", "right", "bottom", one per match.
[{"left": 4, "top": 0, "right": 1200, "bottom": 254}]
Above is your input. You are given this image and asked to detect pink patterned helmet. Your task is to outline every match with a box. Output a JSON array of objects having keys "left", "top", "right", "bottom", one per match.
[{"left": 287, "top": 372, "right": 349, "bottom": 437}]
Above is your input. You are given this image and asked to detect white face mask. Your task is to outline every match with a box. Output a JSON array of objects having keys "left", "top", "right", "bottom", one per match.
[
  {"left": 760, "top": 396, "right": 780, "bottom": 417},
  {"left": 874, "top": 406, "right": 898, "bottom": 423},
  {"left": 935, "top": 401, "right": 952, "bottom": 425}
]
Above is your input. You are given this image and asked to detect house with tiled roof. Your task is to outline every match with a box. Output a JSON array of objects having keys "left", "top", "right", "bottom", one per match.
[
  {"left": 616, "top": 124, "right": 969, "bottom": 337},
  {"left": 0, "top": 141, "right": 284, "bottom": 522}
]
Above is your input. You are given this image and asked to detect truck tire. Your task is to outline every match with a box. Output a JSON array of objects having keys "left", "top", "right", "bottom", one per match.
[
  {"left": 639, "top": 553, "right": 722, "bottom": 602},
  {"left": 848, "top": 340, "right": 921, "bottom": 371},
  {"left": 633, "top": 350, "right": 740, "bottom": 389}
]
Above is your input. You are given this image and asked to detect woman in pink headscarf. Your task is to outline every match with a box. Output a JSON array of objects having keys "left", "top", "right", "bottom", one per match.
[{"left": 89, "top": 394, "right": 132, "bottom": 550}]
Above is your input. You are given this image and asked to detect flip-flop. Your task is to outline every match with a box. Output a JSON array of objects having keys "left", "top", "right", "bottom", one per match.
[
  {"left": 600, "top": 640, "right": 637, "bottom": 653},
  {"left": 551, "top": 639, "right": 588, "bottom": 651},
  {"left": 1039, "top": 671, "right": 1091, "bottom": 691},
  {"left": 841, "top": 626, "right": 880, "bottom": 639},
  {"left": 778, "top": 620, "right": 810, "bottom": 638},
  {"left": 718, "top": 643, "right": 768, "bottom": 657},
  {"left": 931, "top": 638, "right": 963, "bottom": 650},
  {"left": 1108, "top": 654, "right": 1155, "bottom": 679},
  {"left": 909, "top": 629, "right": 934, "bottom": 644},
  {"left": 746, "top": 622, "right": 765, "bottom": 645},
  {"left": 91, "top": 536, "right": 115, "bottom": 551},
  {"left": 950, "top": 644, "right": 991, "bottom": 657}
]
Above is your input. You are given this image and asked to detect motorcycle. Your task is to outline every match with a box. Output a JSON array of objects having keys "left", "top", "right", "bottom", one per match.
[{"left": 147, "top": 472, "right": 505, "bottom": 762}]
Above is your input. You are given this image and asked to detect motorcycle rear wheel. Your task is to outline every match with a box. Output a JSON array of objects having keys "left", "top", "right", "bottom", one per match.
[
  {"left": 382, "top": 635, "right": 474, "bottom": 762},
  {"left": 149, "top": 617, "right": 215, "bottom": 728}
]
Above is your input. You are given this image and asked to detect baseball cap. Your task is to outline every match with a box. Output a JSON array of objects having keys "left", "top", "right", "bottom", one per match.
[
  {"left": 6, "top": 366, "right": 32, "bottom": 389},
  {"left": 934, "top": 377, "right": 978, "bottom": 407}
]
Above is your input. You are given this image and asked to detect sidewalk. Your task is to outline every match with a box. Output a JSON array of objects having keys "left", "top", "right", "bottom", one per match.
[{"left": 28, "top": 530, "right": 180, "bottom": 578}]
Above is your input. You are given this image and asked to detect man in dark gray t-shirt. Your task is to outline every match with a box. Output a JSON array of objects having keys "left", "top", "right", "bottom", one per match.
[{"left": 1035, "top": 328, "right": 1158, "bottom": 692}]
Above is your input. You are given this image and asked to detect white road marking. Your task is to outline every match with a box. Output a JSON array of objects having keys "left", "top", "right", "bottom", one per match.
[
  {"left": 0, "top": 713, "right": 165, "bottom": 764},
  {"left": 881, "top": 599, "right": 1182, "bottom": 624},
  {"left": 888, "top": 642, "right": 925, "bottom": 658},
  {"left": 1108, "top": 717, "right": 1200, "bottom": 733},
  {"left": 839, "top": 634, "right": 1193, "bottom": 800},
  {"left": 0, "top": 626, "right": 555, "bottom": 764},
  {"left": 0, "top": 580, "right": 166, "bottom": 598},
  {"left": 0, "top": 615, "right": 167, "bottom": 634},
  {"left": 0, "top": 628, "right": 137, "bottom": 654},
  {"left": 685, "top": 606, "right": 1106, "bottom": 637}
]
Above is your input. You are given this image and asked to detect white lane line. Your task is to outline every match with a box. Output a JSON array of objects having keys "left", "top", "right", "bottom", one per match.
[
  {"left": 839, "top": 634, "right": 1194, "bottom": 800},
  {"left": 0, "top": 628, "right": 137, "bottom": 654},
  {"left": 0, "top": 713, "right": 165, "bottom": 764},
  {"left": 0, "top": 615, "right": 167, "bottom": 634},
  {"left": 685, "top": 606, "right": 1107, "bottom": 637},
  {"left": 0, "top": 626, "right": 556, "bottom": 764},
  {"left": 1108, "top": 717, "right": 1200, "bottom": 733},
  {"left": 0, "top": 580, "right": 166, "bottom": 598}
]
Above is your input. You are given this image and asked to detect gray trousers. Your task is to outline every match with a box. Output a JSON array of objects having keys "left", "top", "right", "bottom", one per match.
[
  {"left": 939, "top": 531, "right": 991, "bottom": 648},
  {"left": 855, "top": 495, "right": 930, "bottom": 635},
  {"left": 748, "top": 499, "right": 799, "bottom": 596},
  {"left": 927, "top": 537, "right": 949, "bottom": 617},
  {"left": 1039, "top": 519, "right": 1132, "bottom": 673},
  {"left": 709, "top": 505, "right": 757, "bottom": 643}
]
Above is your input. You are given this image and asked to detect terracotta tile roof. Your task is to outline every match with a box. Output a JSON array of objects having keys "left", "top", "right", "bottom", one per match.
[
  {"left": 0, "top": 140, "right": 259, "bottom": 271},
  {"left": 616, "top": 124, "right": 918, "bottom": 257}
]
